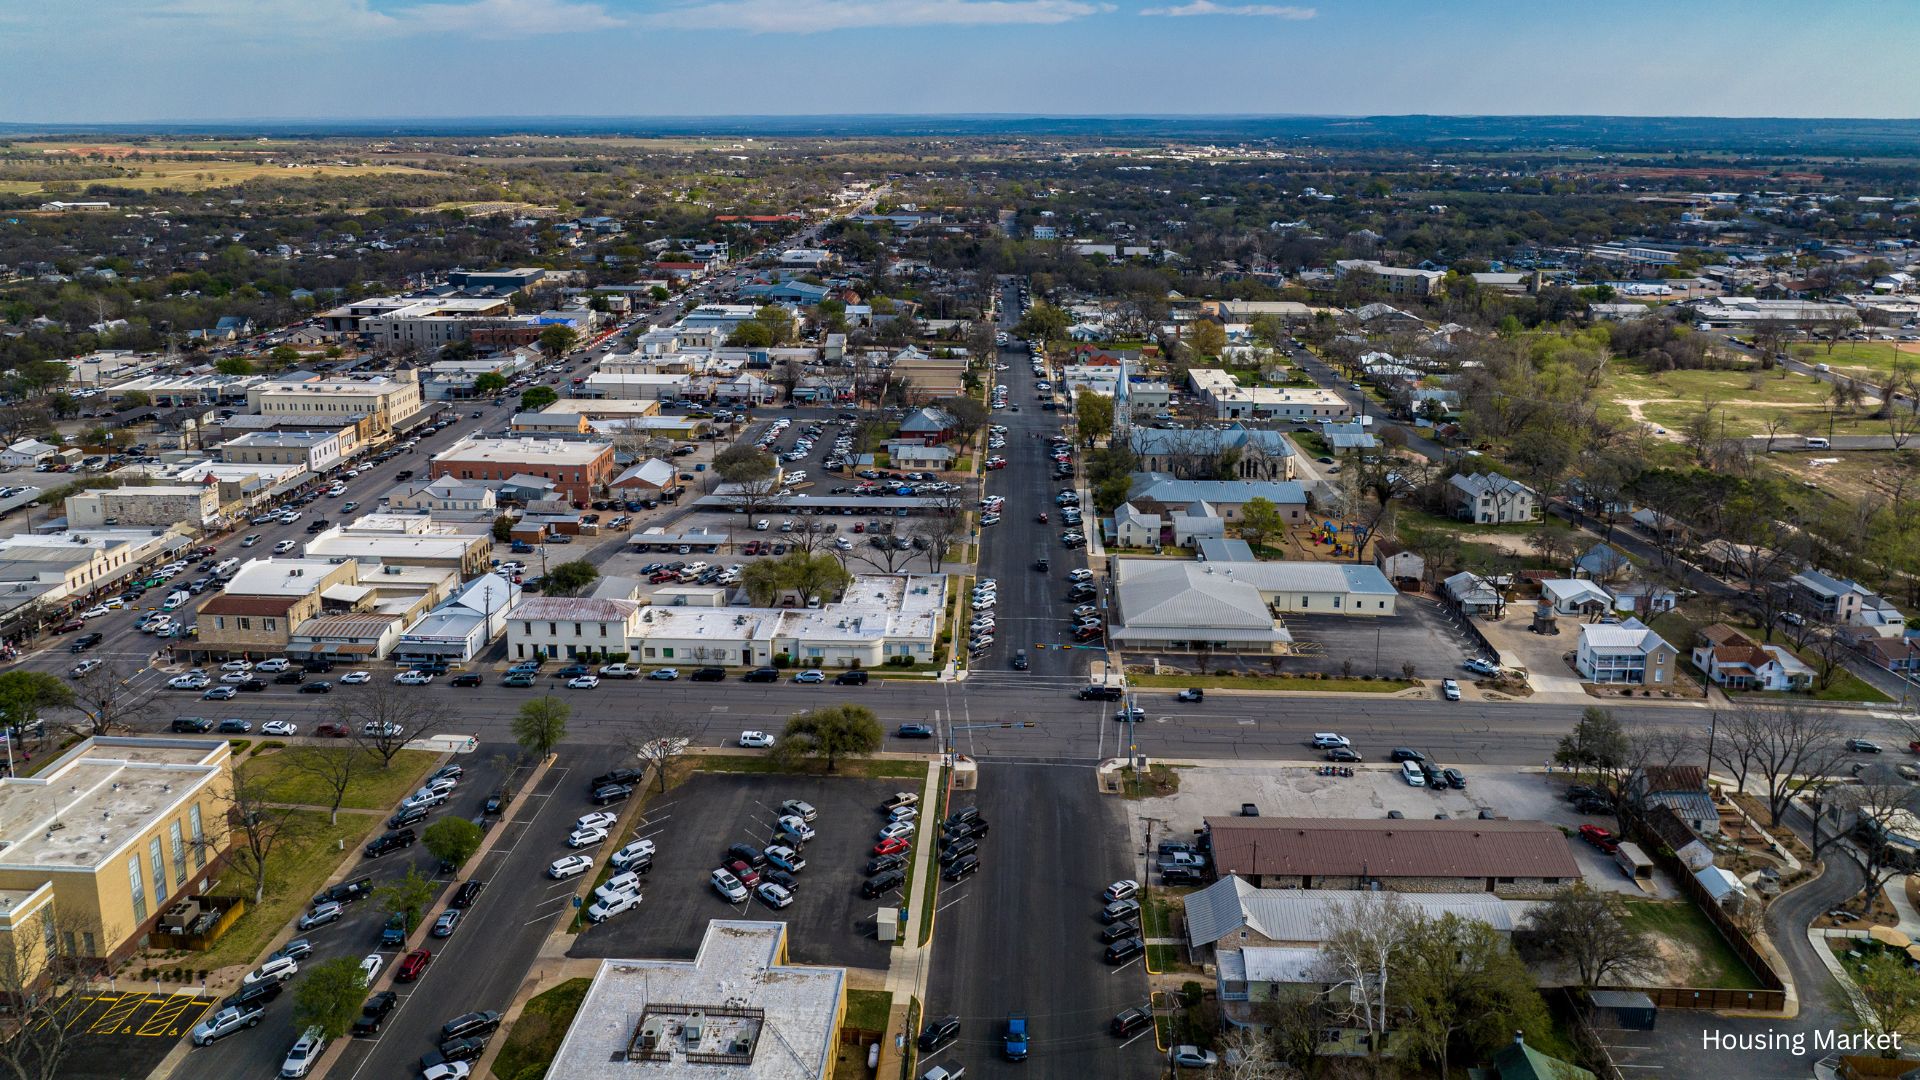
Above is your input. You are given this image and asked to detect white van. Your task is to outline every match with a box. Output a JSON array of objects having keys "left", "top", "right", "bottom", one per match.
[
  {"left": 1804, "top": 437, "right": 1830, "bottom": 449},
  {"left": 161, "top": 591, "right": 191, "bottom": 611},
  {"left": 1400, "top": 760, "right": 1426, "bottom": 787}
]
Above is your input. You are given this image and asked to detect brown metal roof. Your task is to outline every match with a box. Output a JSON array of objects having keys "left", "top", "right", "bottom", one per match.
[
  {"left": 1203, "top": 817, "right": 1580, "bottom": 881},
  {"left": 198, "top": 595, "right": 298, "bottom": 617}
]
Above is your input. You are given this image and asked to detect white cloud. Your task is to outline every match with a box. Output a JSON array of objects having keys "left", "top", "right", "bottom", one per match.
[
  {"left": 645, "top": 0, "right": 1113, "bottom": 34},
  {"left": 137, "top": 0, "right": 621, "bottom": 37},
  {"left": 1141, "top": 1, "right": 1314, "bottom": 16},
  {"left": 394, "top": 0, "right": 627, "bottom": 35}
]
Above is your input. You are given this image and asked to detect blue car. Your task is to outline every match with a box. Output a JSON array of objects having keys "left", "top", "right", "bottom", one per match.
[
  {"left": 897, "top": 723, "right": 935, "bottom": 739},
  {"left": 1005, "top": 1013, "right": 1029, "bottom": 1061}
]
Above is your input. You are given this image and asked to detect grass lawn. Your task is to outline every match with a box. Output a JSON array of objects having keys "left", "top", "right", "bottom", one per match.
[
  {"left": 5, "top": 160, "right": 442, "bottom": 196},
  {"left": 243, "top": 747, "right": 440, "bottom": 810},
  {"left": 1650, "top": 614, "right": 1892, "bottom": 704},
  {"left": 844, "top": 988, "right": 892, "bottom": 1033},
  {"left": 1127, "top": 672, "right": 1419, "bottom": 693},
  {"left": 1140, "top": 892, "right": 1182, "bottom": 939},
  {"left": 1291, "top": 431, "right": 1331, "bottom": 457},
  {"left": 1119, "top": 764, "right": 1182, "bottom": 799},
  {"left": 188, "top": 810, "right": 371, "bottom": 971},
  {"left": 697, "top": 756, "right": 929, "bottom": 781},
  {"left": 1792, "top": 340, "right": 1920, "bottom": 378},
  {"left": 1597, "top": 362, "right": 1891, "bottom": 438},
  {"left": 1620, "top": 899, "right": 1762, "bottom": 990},
  {"left": 489, "top": 977, "right": 591, "bottom": 1080},
  {"left": 1146, "top": 944, "right": 1182, "bottom": 971}
]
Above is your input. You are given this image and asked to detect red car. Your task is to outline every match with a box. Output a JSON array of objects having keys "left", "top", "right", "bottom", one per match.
[
  {"left": 55, "top": 620, "right": 86, "bottom": 634},
  {"left": 395, "top": 948, "right": 432, "bottom": 982},
  {"left": 728, "top": 860, "right": 761, "bottom": 886},
  {"left": 1577, "top": 825, "right": 1619, "bottom": 853},
  {"left": 873, "top": 837, "right": 911, "bottom": 856},
  {"left": 315, "top": 723, "right": 350, "bottom": 738}
]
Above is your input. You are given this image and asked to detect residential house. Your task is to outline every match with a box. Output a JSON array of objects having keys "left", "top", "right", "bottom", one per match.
[
  {"left": 608, "top": 458, "right": 680, "bottom": 496},
  {"left": 1168, "top": 501, "right": 1227, "bottom": 548},
  {"left": 1610, "top": 581, "right": 1678, "bottom": 616},
  {"left": 1575, "top": 543, "right": 1632, "bottom": 582},
  {"left": 1628, "top": 765, "right": 1720, "bottom": 838},
  {"left": 1788, "top": 569, "right": 1906, "bottom": 635},
  {"left": 1449, "top": 472, "right": 1538, "bottom": 525},
  {"left": 896, "top": 407, "right": 957, "bottom": 446},
  {"left": 384, "top": 476, "right": 498, "bottom": 514},
  {"left": 1575, "top": 618, "right": 1678, "bottom": 686},
  {"left": 1541, "top": 578, "right": 1612, "bottom": 618},
  {"left": 1109, "top": 503, "right": 1163, "bottom": 549},
  {"left": 1443, "top": 571, "right": 1502, "bottom": 615},
  {"left": 1690, "top": 624, "right": 1814, "bottom": 692}
]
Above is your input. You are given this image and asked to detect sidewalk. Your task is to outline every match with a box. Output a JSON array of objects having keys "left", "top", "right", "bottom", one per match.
[{"left": 875, "top": 759, "right": 945, "bottom": 1078}]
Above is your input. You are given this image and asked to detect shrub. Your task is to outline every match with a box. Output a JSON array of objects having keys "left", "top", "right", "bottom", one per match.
[
  {"left": 773, "top": 653, "right": 791, "bottom": 668},
  {"left": 253, "top": 740, "right": 285, "bottom": 754}
]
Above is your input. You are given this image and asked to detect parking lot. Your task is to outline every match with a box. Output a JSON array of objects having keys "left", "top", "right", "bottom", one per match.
[
  {"left": 47, "top": 991, "right": 214, "bottom": 1080},
  {"left": 569, "top": 771, "right": 902, "bottom": 972}
]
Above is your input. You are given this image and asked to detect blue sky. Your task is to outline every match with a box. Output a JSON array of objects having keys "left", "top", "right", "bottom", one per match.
[{"left": 0, "top": 0, "right": 1913, "bottom": 123}]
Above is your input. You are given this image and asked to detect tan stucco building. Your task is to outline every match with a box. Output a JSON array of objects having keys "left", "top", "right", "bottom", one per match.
[{"left": 0, "top": 738, "right": 233, "bottom": 987}]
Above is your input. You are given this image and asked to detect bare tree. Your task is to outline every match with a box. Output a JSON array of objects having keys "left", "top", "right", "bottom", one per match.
[
  {"left": 1709, "top": 701, "right": 1848, "bottom": 826},
  {"left": 1215, "top": 1027, "right": 1289, "bottom": 1080},
  {"left": 1520, "top": 883, "right": 1660, "bottom": 990},
  {"left": 334, "top": 680, "right": 452, "bottom": 770},
  {"left": 279, "top": 744, "right": 363, "bottom": 825},
  {"left": 0, "top": 905, "right": 110, "bottom": 1080},
  {"left": 65, "top": 660, "right": 157, "bottom": 737},
  {"left": 224, "top": 761, "right": 297, "bottom": 906},
  {"left": 1315, "top": 891, "right": 1418, "bottom": 1068},
  {"left": 621, "top": 713, "right": 701, "bottom": 793}
]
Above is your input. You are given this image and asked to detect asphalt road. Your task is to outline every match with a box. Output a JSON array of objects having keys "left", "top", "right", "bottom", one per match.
[
  {"left": 186, "top": 751, "right": 515, "bottom": 1079},
  {"left": 924, "top": 765, "right": 1156, "bottom": 1080},
  {"left": 330, "top": 747, "right": 572, "bottom": 1080},
  {"left": 976, "top": 279, "right": 1095, "bottom": 681}
]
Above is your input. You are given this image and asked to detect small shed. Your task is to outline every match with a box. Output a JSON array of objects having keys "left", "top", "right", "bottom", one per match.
[
  {"left": 1695, "top": 864, "right": 1748, "bottom": 912},
  {"left": 1588, "top": 990, "right": 1656, "bottom": 1032},
  {"left": 1612, "top": 841, "right": 1654, "bottom": 882}
]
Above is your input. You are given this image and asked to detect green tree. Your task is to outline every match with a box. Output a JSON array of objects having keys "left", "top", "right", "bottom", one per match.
[
  {"left": 1396, "top": 914, "right": 1551, "bottom": 1079},
  {"left": 520, "top": 385, "right": 559, "bottom": 411},
  {"left": 740, "top": 551, "right": 852, "bottom": 608},
  {"left": 473, "top": 372, "right": 508, "bottom": 396},
  {"left": 1187, "top": 320, "right": 1227, "bottom": 360},
  {"left": 293, "top": 955, "right": 368, "bottom": 1041},
  {"left": 214, "top": 356, "right": 254, "bottom": 376},
  {"left": 649, "top": 285, "right": 671, "bottom": 302},
  {"left": 1554, "top": 706, "right": 1630, "bottom": 786},
  {"left": 0, "top": 671, "right": 73, "bottom": 739},
  {"left": 776, "top": 704, "right": 883, "bottom": 772},
  {"left": 1236, "top": 497, "right": 1285, "bottom": 549},
  {"left": 726, "top": 320, "right": 774, "bottom": 348},
  {"left": 374, "top": 866, "right": 437, "bottom": 930},
  {"left": 117, "top": 389, "right": 150, "bottom": 409},
  {"left": 712, "top": 444, "right": 777, "bottom": 485},
  {"left": 537, "top": 325, "right": 579, "bottom": 358},
  {"left": 513, "top": 696, "right": 570, "bottom": 760},
  {"left": 423, "top": 816, "right": 484, "bottom": 871},
  {"left": 544, "top": 559, "right": 599, "bottom": 597},
  {"left": 268, "top": 345, "right": 300, "bottom": 363},
  {"left": 491, "top": 516, "right": 514, "bottom": 542},
  {"left": 1845, "top": 950, "right": 1920, "bottom": 1051},
  {"left": 1015, "top": 302, "right": 1069, "bottom": 343},
  {"left": 1074, "top": 390, "right": 1115, "bottom": 445}
]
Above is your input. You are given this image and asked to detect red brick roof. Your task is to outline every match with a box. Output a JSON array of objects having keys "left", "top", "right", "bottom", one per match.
[{"left": 1204, "top": 817, "right": 1580, "bottom": 881}]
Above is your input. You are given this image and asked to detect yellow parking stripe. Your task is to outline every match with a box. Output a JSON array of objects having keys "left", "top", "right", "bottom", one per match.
[
  {"left": 88, "top": 994, "right": 149, "bottom": 1034},
  {"left": 65, "top": 993, "right": 123, "bottom": 1030},
  {"left": 138, "top": 993, "right": 201, "bottom": 1037}
]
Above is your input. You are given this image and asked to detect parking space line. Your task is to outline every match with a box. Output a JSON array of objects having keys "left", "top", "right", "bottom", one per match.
[
  {"left": 88, "top": 993, "right": 152, "bottom": 1034},
  {"left": 59, "top": 994, "right": 116, "bottom": 1030},
  {"left": 1119, "top": 1027, "right": 1153, "bottom": 1051},
  {"left": 1107, "top": 956, "right": 1142, "bottom": 975},
  {"left": 138, "top": 993, "right": 206, "bottom": 1037}
]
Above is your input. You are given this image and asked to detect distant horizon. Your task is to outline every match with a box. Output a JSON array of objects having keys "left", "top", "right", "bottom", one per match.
[{"left": 2, "top": 1, "right": 1911, "bottom": 128}]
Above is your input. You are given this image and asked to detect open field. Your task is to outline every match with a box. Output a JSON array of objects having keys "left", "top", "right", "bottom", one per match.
[
  {"left": 244, "top": 746, "right": 439, "bottom": 810},
  {"left": 1, "top": 158, "right": 446, "bottom": 196},
  {"left": 490, "top": 977, "right": 591, "bottom": 1080},
  {"left": 1619, "top": 898, "right": 1762, "bottom": 990},
  {"left": 1597, "top": 363, "right": 1889, "bottom": 438},
  {"left": 1791, "top": 340, "right": 1920, "bottom": 378},
  {"left": 1766, "top": 448, "right": 1920, "bottom": 506}
]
